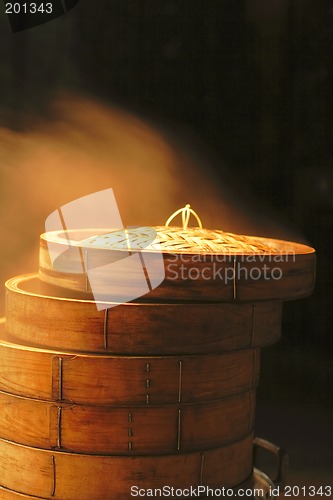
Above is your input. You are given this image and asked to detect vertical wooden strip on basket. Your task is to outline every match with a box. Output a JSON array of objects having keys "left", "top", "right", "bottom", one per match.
[
  {"left": 177, "top": 409, "right": 182, "bottom": 451},
  {"left": 178, "top": 360, "right": 183, "bottom": 403},
  {"left": 103, "top": 309, "right": 108, "bottom": 350},
  {"left": 49, "top": 405, "right": 62, "bottom": 450},
  {"left": 51, "top": 455, "right": 56, "bottom": 497},
  {"left": 51, "top": 357, "right": 63, "bottom": 402}
]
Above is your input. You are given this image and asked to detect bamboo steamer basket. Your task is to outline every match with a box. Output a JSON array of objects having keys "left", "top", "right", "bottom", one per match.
[
  {"left": 0, "top": 476, "right": 255, "bottom": 500},
  {"left": 38, "top": 205, "right": 315, "bottom": 302},
  {"left": 0, "top": 435, "right": 253, "bottom": 500},
  {"left": 5, "top": 274, "right": 282, "bottom": 354},
  {"left": 0, "top": 476, "right": 254, "bottom": 500},
  {"left": 0, "top": 386, "right": 255, "bottom": 454},
  {"left": 0, "top": 206, "right": 316, "bottom": 499},
  {"left": 0, "top": 323, "right": 260, "bottom": 404}
]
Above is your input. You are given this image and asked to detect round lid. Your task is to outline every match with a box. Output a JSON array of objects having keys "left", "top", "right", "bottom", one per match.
[
  {"left": 77, "top": 226, "right": 284, "bottom": 255},
  {"left": 39, "top": 204, "right": 316, "bottom": 305}
]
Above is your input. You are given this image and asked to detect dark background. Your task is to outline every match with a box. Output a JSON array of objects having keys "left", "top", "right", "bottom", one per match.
[{"left": 1, "top": 0, "right": 332, "bottom": 490}]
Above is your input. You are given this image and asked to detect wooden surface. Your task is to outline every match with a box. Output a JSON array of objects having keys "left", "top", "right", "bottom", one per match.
[
  {"left": 0, "top": 328, "right": 260, "bottom": 404},
  {"left": 39, "top": 234, "right": 316, "bottom": 301},
  {"left": 1, "top": 257, "right": 284, "bottom": 498},
  {"left": 5, "top": 275, "right": 282, "bottom": 354},
  {"left": 0, "top": 389, "right": 255, "bottom": 454},
  {"left": 0, "top": 434, "right": 253, "bottom": 499},
  {"left": 0, "top": 475, "right": 255, "bottom": 500},
  {"left": 0, "top": 487, "right": 34, "bottom": 499}
]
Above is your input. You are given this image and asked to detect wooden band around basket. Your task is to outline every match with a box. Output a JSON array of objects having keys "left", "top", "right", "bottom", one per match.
[
  {"left": 0, "top": 474, "right": 255, "bottom": 500},
  {"left": 5, "top": 275, "right": 282, "bottom": 354},
  {"left": 39, "top": 233, "right": 316, "bottom": 301},
  {"left": 0, "top": 324, "right": 260, "bottom": 404},
  {"left": 0, "top": 435, "right": 253, "bottom": 499},
  {"left": 0, "top": 389, "right": 255, "bottom": 455}
]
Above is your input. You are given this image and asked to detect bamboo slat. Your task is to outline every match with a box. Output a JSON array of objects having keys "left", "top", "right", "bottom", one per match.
[
  {"left": 0, "top": 389, "right": 255, "bottom": 455},
  {"left": 0, "top": 435, "right": 253, "bottom": 499},
  {"left": 0, "top": 476, "right": 254, "bottom": 500},
  {"left": 39, "top": 231, "right": 316, "bottom": 301},
  {"left": 0, "top": 477, "right": 254, "bottom": 500},
  {"left": 0, "top": 327, "right": 260, "bottom": 404},
  {"left": 5, "top": 275, "right": 282, "bottom": 354},
  {"left": 0, "top": 487, "right": 34, "bottom": 499}
]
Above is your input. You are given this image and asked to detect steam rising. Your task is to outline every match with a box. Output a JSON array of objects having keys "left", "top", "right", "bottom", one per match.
[{"left": 0, "top": 93, "right": 302, "bottom": 310}]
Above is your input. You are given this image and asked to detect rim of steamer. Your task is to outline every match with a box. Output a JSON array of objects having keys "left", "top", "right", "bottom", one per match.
[{"left": 40, "top": 227, "right": 316, "bottom": 256}]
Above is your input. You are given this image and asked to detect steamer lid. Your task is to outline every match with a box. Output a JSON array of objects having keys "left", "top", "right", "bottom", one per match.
[
  {"left": 41, "top": 204, "right": 314, "bottom": 256},
  {"left": 77, "top": 226, "right": 298, "bottom": 255},
  {"left": 39, "top": 204, "right": 316, "bottom": 304}
]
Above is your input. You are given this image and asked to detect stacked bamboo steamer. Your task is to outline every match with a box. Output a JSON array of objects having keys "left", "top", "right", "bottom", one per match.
[{"left": 0, "top": 207, "right": 315, "bottom": 499}]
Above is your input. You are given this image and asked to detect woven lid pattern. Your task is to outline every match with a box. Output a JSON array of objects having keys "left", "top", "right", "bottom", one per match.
[{"left": 80, "top": 226, "right": 279, "bottom": 255}]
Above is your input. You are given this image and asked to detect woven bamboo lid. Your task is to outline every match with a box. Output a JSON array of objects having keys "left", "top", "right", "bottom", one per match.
[
  {"left": 39, "top": 204, "right": 316, "bottom": 303},
  {"left": 64, "top": 226, "right": 286, "bottom": 254}
]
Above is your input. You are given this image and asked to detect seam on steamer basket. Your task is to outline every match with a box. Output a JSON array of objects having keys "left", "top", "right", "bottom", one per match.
[
  {"left": 251, "top": 305, "right": 256, "bottom": 347},
  {"left": 51, "top": 455, "right": 56, "bottom": 497},
  {"left": 58, "top": 357, "right": 63, "bottom": 401},
  {"left": 57, "top": 406, "right": 62, "bottom": 449},
  {"left": 177, "top": 409, "right": 182, "bottom": 451},
  {"left": 200, "top": 452, "right": 205, "bottom": 486},
  {"left": 103, "top": 309, "right": 109, "bottom": 350},
  {"left": 178, "top": 360, "right": 183, "bottom": 403},
  {"left": 233, "top": 257, "right": 237, "bottom": 299}
]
